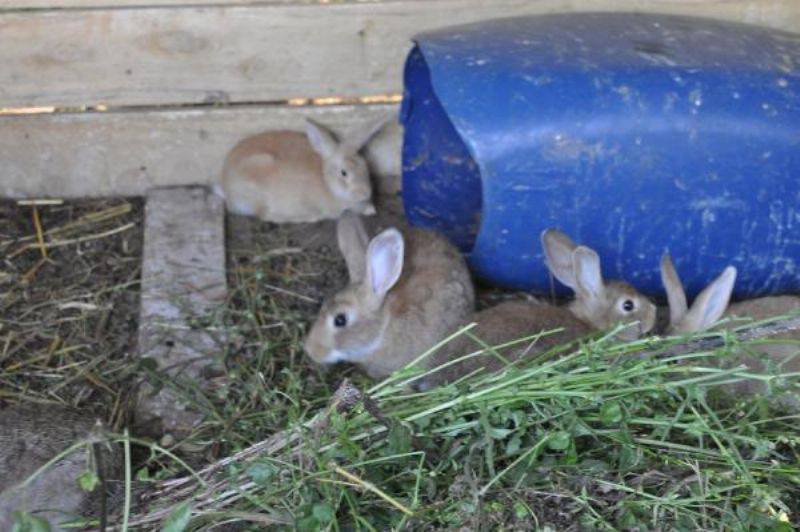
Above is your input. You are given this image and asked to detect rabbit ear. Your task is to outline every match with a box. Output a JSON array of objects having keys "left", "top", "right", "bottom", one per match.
[
  {"left": 305, "top": 119, "right": 339, "bottom": 158},
  {"left": 337, "top": 211, "right": 369, "bottom": 282},
  {"left": 572, "top": 246, "right": 605, "bottom": 301},
  {"left": 660, "top": 254, "right": 689, "bottom": 329},
  {"left": 678, "top": 266, "right": 737, "bottom": 333},
  {"left": 365, "top": 228, "right": 404, "bottom": 304},
  {"left": 541, "top": 229, "right": 579, "bottom": 289},
  {"left": 344, "top": 114, "right": 392, "bottom": 154}
]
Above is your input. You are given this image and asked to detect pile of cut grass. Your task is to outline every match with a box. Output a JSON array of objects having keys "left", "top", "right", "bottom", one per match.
[{"left": 118, "top": 239, "right": 800, "bottom": 531}]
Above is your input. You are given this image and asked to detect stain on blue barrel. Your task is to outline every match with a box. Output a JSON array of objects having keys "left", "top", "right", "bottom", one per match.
[{"left": 400, "top": 12, "right": 800, "bottom": 299}]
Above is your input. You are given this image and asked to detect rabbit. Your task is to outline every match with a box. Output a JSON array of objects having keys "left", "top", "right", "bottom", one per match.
[
  {"left": 303, "top": 212, "right": 475, "bottom": 379},
  {"left": 216, "top": 117, "right": 390, "bottom": 223},
  {"left": 0, "top": 403, "right": 119, "bottom": 531},
  {"left": 416, "top": 229, "right": 657, "bottom": 389},
  {"left": 660, "top": 254, "right": 800, "bottom": 403},
  {"left": 362, "top": 117, "right": 403, "bottom": 196}
]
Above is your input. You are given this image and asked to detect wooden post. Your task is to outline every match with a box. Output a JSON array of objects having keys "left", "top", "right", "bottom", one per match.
[{"left": 136, "top": 186, "right": 227, "bottom": 438}]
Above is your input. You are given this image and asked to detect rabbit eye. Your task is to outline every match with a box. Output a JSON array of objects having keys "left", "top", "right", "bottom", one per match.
[
  {"left": 340, "top": 169, "right": 348, "bottom": 177},
  {"left": 621, "top": 299, "right": 635, "bottom": 312},
  {"left": 333, "top": 313, "right": 348, "bottom": 328}
]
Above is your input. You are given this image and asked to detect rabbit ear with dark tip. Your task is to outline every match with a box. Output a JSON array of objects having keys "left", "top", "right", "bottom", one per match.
[
  {"left": 572, "top": 246, "right": 606, "bottom": 301},
  {"left": 365, "top": 228, "right": 404, "bottom": 306},
  {"left": 660, "top": 254, "right": 689, "bottom": 328},
  {"left": 541, "top": 228, "right": 580, "bottom": 289},
  {"left": 304, "top": 119, "right": 339, "bottom": 158},
  {"left": 676, "top": 266, "right": 736, "bottom": 333},
  {"left": 337, "top": 212, "right": 369, "bottom": 282}
]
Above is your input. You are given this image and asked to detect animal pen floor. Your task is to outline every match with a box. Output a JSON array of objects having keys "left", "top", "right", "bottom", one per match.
[
  {"left": 2, "top": 194, "right": 799, "bottom": 530},
  {"left": 0, "top": 193, "right": 406, "bottom": 440},
  {"left": 1, "top": 198, "right": 143, "bottom": 428}
]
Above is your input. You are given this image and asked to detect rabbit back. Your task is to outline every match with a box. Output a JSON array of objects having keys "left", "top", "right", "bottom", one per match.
[
  {"left": 660, "top": 256, "right": 800, "bottom": 406},
  {"left": 361, "top": 228, "right": 475, "bottom": 378},
  {"left": 727, "top": 295, "right": 800, "bottom": 323},
  {"left": 420, "top": 300, "right": 592, "bottom": 388},
  {"left": 724, "top": 295, "right": 800, "bottom": 370},
  {"left": 721, "top": 296, "right": 800, "bottom": 401},
  {"left": 221, "top": 131, "right": 358, "bottom": 222}
]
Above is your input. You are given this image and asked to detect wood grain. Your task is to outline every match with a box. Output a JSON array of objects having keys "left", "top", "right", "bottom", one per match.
[
  {"left": 0, "top": 0, "right": 336, "bottom": 7},
  {"left": 1, "top": 0, "right": 798, "bottom": 108},
  {"left": 0, "top": 103, "right": 398, "bottom": 197}
]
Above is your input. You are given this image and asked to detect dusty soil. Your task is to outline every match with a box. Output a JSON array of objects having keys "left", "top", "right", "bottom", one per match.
[
  {"left": 0, "top": 198, "right": 143, "bottom": 429},
  {"left": 225, "top": 193, "right": 408, "bottom": 312}
]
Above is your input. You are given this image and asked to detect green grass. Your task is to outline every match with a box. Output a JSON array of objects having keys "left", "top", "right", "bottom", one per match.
[
  {"left": 4, "top": 206, "right": 798, "bottom": 530},
  {"left": 119, "top": 248, "right": 800, "bottom": 531}
]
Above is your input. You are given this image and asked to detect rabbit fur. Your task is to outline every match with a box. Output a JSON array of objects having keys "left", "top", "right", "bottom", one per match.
[
  {"left": 417, "top": 229, "right": 657, "bottom": 389},
  {"left": 304, "top": 212, "right": 475, "bottom": 379},
  {"left": 660, "top": 254, "right": 800, "bottom": 405},
  {"left": 217, "top": 117, "right": 389, "bottom": 223}
]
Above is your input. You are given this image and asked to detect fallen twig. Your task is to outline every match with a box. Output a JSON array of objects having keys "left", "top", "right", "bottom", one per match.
[
  {"left": 16, "top": 199, "right": 64, "bottom": 206},
  {"left": 31, "top": 205, "right": 48, "bottom": 259},
  {"left": 8, "top": 222, "right": 136, "bottom": 258}
]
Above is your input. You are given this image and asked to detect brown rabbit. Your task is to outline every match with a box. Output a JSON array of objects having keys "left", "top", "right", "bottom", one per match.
[
  {"left": 216, "top": 117, "right": 389, "bottom": 223},
  {"left": 304, "top": 212, "right": 475, "bottom": 379},
  {"left": 660, "top": 254, "right": 800, "bottom": 404},
  {"left": 0, "top": 403, "right": 118, "bottom": 531},
  {"left": 416, "top": 229, "right": 657, "bottom": 389}
]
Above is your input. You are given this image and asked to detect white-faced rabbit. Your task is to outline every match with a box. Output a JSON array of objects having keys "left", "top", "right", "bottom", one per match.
[
  {"left": 0, "top": 403, "right": 118, "bottom": 531},
  {"left": 217, "top": 117, "right": 390, "bottom": 223},
  {"left": 660, "top": 254, "right": 800, "bottom": 402},
  {"left": 303, "top": 212, "right": 475, "bottom": 379},
  {"left": 417, "top": 229, "right": 657, "bottom": 389}
]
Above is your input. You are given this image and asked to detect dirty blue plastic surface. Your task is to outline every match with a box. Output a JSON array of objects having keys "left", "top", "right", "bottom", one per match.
[{"left": 401, "top": 13, "right": 800, "bottom": 299}]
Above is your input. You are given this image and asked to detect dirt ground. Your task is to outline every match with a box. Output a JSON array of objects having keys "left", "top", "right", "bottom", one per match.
[
  {"left": 0, "top": 192, "right": 412, "bottom": 430},
  {"left": 0, "top": 198, "right": 143, "bottom": 429},
  {"left": 224, "top": 192, "right": 411, "bottom": 326},
  {"left": 0, "top": 191, "right": 537, "bottom": 441},
  {"left": 226, "top": 193, "right": 407, "bottom": 282}
]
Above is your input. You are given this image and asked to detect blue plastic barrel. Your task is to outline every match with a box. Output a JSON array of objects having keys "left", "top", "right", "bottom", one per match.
[{"left": 400, "top": 13, "right": 800, "bottom": 299}]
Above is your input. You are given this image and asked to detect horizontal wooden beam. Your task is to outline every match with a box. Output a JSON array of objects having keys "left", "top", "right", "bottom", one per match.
[
  {"left": 0, "top": 103, "right": 397, "bottom": 198},
  {"left": 1, "top": 0, "right": 796, "bottom": 13},
  {"left": 1, "top": 0, "right": 798, "bottom": 108},
  {"left": 0, "top": 0, "right": 347, "bottom": 8}
]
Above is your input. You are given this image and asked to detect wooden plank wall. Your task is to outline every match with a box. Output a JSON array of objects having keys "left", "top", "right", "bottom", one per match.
[
  {"left": 1, "top": 0, "right": 800, "bottom": 197},
  {"left": 2, "top": 0, "right": 800, "bottom": 108},
  {"left": 0, "top": 104, "right": 395, "bottom": 197}
]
